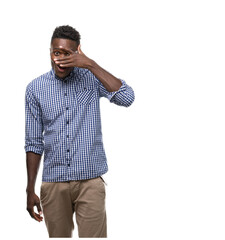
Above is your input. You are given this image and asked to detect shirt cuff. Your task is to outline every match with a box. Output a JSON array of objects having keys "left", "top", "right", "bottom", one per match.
[
  {"left": 109, "top": 79, "right": 127, "bottom": 102},
  {"left": 25, "top": 146, "right": 44, "bottom": 155}
]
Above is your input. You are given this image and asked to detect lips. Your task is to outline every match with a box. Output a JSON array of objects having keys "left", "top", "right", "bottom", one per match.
[{"left": 57, "top": 64, "right": 66, "bottom": 73}]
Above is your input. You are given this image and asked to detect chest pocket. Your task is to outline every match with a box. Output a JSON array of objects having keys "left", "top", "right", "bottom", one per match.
[{"left": 75, "top": 85, "right": 97, "bottom": 105}]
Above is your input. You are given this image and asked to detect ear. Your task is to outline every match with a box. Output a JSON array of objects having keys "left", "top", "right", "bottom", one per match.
[{"left": 78, "top": 45, "right": 84, "bottom": 55}]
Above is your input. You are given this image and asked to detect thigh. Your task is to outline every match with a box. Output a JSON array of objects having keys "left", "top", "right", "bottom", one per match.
[
  {"left": 40, "top": 182, "right": 74, "bottom": 237},
  {"left": 75, "top": 177, "right": 107, "bottom": 238}
]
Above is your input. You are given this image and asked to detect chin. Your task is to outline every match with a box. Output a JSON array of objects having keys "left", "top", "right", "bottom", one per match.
[{"left": 54, "top": 65, "right": 73, "bottom": 79}]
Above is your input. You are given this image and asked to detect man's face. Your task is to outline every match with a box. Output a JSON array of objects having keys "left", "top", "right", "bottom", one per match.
[{"left": 50, "top": 38, "right": 78, "bottom": 79}]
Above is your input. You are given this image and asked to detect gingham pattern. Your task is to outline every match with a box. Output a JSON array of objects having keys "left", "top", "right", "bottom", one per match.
[{"left": 25, "top": 67, "right": 135, "bottom": 182}]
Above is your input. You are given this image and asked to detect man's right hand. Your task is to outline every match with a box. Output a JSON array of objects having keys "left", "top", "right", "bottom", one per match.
[{"left": 26, "top": 191, "right": 43, "bottom": 222}]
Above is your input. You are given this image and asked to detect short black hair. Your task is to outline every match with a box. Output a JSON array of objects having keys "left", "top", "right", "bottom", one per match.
[{"left": 51, "top": 25, "right": 81, "bottom": 45}]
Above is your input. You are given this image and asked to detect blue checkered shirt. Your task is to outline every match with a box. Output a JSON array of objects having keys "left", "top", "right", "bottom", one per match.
[{"left": 25, "top": 67, "right": 135, "bottom": 182}]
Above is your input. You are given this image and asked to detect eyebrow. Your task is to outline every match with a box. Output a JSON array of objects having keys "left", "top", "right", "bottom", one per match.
[{"left": 52, "top": 47, "right": 75, "bottom": 52}]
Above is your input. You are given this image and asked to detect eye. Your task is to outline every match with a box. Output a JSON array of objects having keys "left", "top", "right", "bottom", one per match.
[
  {"left": 65, "top": 52, "right": 70, "bottom": 56},
  {"left": 54, "top": 51, "right": 60, "bottom": 56}
]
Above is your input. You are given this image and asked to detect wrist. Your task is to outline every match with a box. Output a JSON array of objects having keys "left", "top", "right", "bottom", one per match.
[
  {"left": 86, "top": 59, "right": 97, "bottom": 70},
  {"left": 26, "top": 187, "right": 35, "bottom": 194}
]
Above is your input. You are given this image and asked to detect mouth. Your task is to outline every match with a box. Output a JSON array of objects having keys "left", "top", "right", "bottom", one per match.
[{"left": 56, "top": 64, "right": 67, "bottom": 73}]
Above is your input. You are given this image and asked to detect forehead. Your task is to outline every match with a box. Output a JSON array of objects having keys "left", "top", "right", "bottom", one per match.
[{"left": 51, "top": 38, "right": 77, "bottom": 50}]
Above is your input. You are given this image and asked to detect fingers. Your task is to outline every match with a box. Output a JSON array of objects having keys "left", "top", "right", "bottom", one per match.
[
  {"left": 27, "top": 207, "right": 43, "bottom": 222},
  {"left": 54, "top": 57, "right": 74, "bottom": 68},
  {"left": 27, "top": 193, "right": 43, "bottom": 222},
  {"left": 53, "top": 56, "right": 71, "bottom": 61},
  {"left": 55, "top": 60, "right": 74, "bottom": 68},
  {"left": 53, "top": 48, "right": 77, "bottom": 61},
  {"left": 56, "top": 47, "right": 74, "bottom": 54},
  {"left": 34, "top": 212, "right": 43, "bottom": 222},
  {"left": 59, "top": 63, "right": 74, "bottom": 68},
  {"left": 52, "top": 45, "right": 86, "bottom": 68},
  {"left": 54, "top": 46, "right": 82, "bottom": 62},
  {"left": 54, "top": 58, "right": 73, "bottom": 64}
]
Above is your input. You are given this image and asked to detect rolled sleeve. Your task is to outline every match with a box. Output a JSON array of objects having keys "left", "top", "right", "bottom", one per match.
[
  {"left": 98, "top": 79, "right": 135, "bottom": 107},
  {"left": 25, "top": 84, "right": 44, "bottom": 155}
]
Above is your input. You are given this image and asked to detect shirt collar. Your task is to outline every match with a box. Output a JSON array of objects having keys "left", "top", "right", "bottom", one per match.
[{"left": 50, "top": 67, "right": 80, "bottom": 82}]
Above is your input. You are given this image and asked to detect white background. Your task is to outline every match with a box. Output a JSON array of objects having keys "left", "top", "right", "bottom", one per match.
[{"left": 0, "top": 0, "right": 225, "bottom": 239}]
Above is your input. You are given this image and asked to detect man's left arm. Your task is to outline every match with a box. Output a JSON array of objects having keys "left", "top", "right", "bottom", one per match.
[
  {"left": 54, "top": 46, "right": 135, "bottom": 107},
  {"left": 87, "top": 60, "right": 122, "bottom": 92},
  {"left": 87, "top": 59, "right": 135, "bottom": 107}
]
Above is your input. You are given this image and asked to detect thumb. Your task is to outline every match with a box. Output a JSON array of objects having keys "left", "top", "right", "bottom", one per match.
[{"left": 36, "top": 202, "right": 42, "bottom": 215}]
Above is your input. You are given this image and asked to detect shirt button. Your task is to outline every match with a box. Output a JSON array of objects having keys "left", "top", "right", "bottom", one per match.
[
  {"left": 67, "top": 135, "right": 69, "bottom": 138},
  {"left": 64, "top": 93, "right": 67, "bottom": 96},
  {"left": 67, "top": 121, "right": 69, "bottom": 124},
  {"left": 66, "top": 107, "right": 69, "bottom": 110},
  {"left": 68, "top": 163, "right": 70, "bottom": 167},
  {"left": 67, "top": 149, "right": 70, "bottom": 152}
]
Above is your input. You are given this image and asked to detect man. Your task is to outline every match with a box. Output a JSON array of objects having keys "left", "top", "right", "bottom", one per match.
[{"left": 25, "top": 25, "right": 135, "bottom": 238}]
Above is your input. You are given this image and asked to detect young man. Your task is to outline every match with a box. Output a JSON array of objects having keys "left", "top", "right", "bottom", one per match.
[{"left": 25, "top": 25, "right": 135, "bottom": 238}]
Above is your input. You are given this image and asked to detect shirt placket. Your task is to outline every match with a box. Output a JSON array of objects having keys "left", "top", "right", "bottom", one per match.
[{"left": 63, "top": 80, "right": 71, "bottom": 175}]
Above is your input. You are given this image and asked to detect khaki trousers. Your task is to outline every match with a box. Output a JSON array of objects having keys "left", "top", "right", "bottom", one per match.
[{"left": 40, "top": 177, "right": 107, "bottom": 238}]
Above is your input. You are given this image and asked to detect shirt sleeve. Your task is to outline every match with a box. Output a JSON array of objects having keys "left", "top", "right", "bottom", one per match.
[
  {"left": 96, "top": 78, "right": 135, "bottom": 107},
  {"left": 24, "top": 84, "right": 44, "bottom": 155}
]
